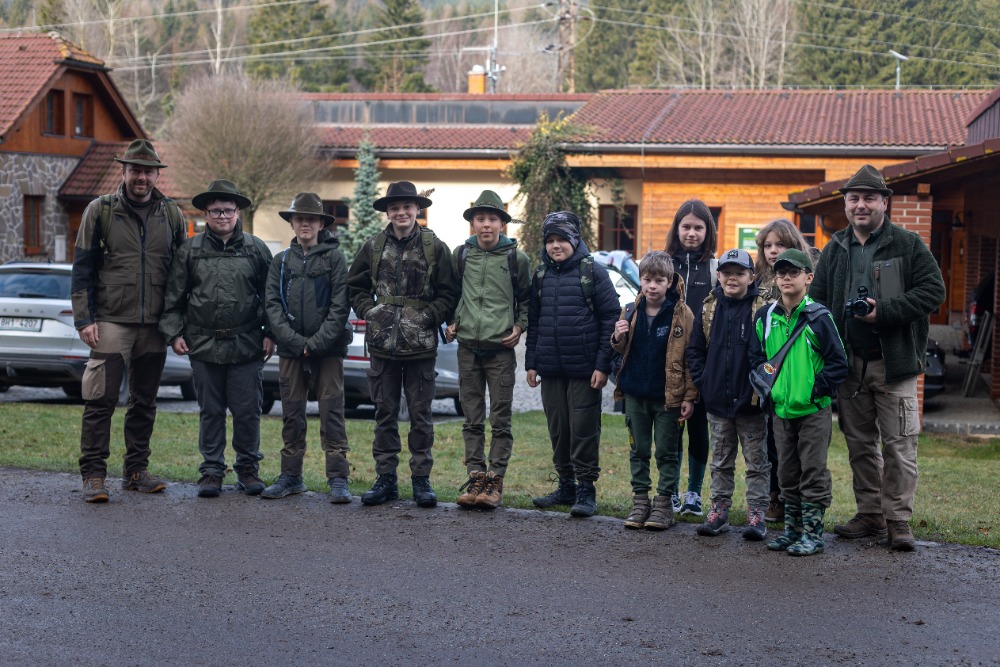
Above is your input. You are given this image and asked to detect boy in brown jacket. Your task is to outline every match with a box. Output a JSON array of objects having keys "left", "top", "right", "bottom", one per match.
[{"left": 612, "top": 251, "right": 697, "bottom": 530}]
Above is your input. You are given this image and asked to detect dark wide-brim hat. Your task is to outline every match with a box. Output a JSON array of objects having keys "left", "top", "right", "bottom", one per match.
[
  {"left": 373, "top": 181, "right": 433, "bottom": 212},
  {"left": 192, "top": 179, "right": 252, "bottom": 211},
  {"left": 114, "top": 139, "right": 167, "bottom": 168},
  {"left": 279, "top": 192, "right": 336, "bottom": 227},
  {"left": 463, "top": 189, "right": 511, "bottom": 223},
  {"left": 841, "top": 164, "right": 893, "bottom": 197}
]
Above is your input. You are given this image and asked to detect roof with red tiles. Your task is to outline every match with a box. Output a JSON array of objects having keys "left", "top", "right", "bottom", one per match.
[
  {"left": 301, "top": 92, "right": 593, "bottom": 102},
  {"left": 0, "top": 31, "right": 106, "bottom": 140},
  {"left": 317, "top": 125, "right": 533, "bottom": 152},
  {"left": 788, "top": 137, "right": 1000, "bottom": 206},
  {"left": 568, "top": 89, "right": 988, "bottom": 148},
  {"left": 60, "top": 141, "right": 184, "bottom": 200}
]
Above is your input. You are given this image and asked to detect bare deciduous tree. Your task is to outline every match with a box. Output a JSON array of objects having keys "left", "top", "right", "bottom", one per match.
[
  {"left": 732, "top": 0, "right": 792, "bottom": 88},
  {"left": 165, "top": 72, "right": 328, "bottom": 234}
]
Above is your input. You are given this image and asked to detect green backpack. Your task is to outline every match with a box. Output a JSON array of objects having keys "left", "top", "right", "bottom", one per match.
[{"left": 97, "top": 194, "right": 184, "bottom": 252}]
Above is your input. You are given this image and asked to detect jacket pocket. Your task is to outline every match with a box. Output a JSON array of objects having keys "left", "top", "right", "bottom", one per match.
[
  {"left": 873, "top": 258, "right": 904, "bottom": 301},
  {"left": 96, "top": 270, "right": 137, "bottom": 317}
]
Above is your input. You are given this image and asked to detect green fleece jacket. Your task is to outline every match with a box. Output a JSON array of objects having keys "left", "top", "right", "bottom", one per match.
[
  {"left": 810, "top": 218, "right": 946, "bottom": 384},
  {"left": 451, "top": 234, "right": 531, "bottom": 349}
]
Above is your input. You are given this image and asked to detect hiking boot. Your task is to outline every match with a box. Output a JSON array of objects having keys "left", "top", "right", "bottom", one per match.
[
  {"left": 624, "top": 494, "right": 651, "bottom": 529},
  {"left": 197, "top": 474, "right": 223, "bottom": 498},
  {"left": 644, "top": 495, "right": 676, "bottom": 531},
  {"left": 697, "top": 503, "right": 730, "bottom": 536},
  {"left": 236, "top": 468, "right": 265, "bottom": 496},
  {"left": 261, "top": 474, "right": 306, "bottom": 499},
  {"left": 533, "top": 476, "right": 577, "bottom": 508},
  {"left": 476, "top": 473, "right": 503, "bottom": 509},
  {"left": 82, "top": 477, "right": 109, "bottom": 503},
  {"left": 787, "top": 502, "right": 825, "bottom": 556},
  {"left": 328, "top": 477, "right": 351, "bottom": 504},
  {"left": 570, "top": 481, "right": 597, "bottom": 518},
  {"left": 457, "top": 472, "right": 487, "bottom": 508},
  {"left": 361, "top": 473, "right": 399, "bottom": 506},
  {"left": 765, "top": 492, "right": 784, "bottom": 523},
  {"left": 680, "top": 491, "right": 703, "bottom": 516},
  {"left": 768, "top": 502, "right": 803, "bottom": 551},
  {"left": 123, "top": 470, "right": 167, "bottom": 494},
  {"left": 834, "top": 512, "right": 887, "bottom": 539},
  {"left": 670, "top": 493, "right": 682, "bottom": 514},
  {"left": 887, "top": 519, "right": 916, "bottom": 552},
  {"left": 743, "top": 507, "right": 768, "bottom": 541},
  {"left": 412, "top": 476, "right": 437, "bottom": 508}
]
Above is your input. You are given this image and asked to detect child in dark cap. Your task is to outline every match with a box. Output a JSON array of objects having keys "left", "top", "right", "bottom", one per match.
[{"left": 526, "top": 211, "right": 621, "bottom": 517}]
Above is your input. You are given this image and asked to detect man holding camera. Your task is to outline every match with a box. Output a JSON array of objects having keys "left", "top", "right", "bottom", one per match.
[{"left": 810, "top": 164, "right": 945, "bottom": 551}]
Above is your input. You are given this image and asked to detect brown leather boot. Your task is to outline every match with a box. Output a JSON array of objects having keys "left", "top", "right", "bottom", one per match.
[
  {"left": 834, "top": 512, "right": 888, "bottom": 538},
  {"left": 476, "top": 472, "right": 503, "bottom": 509},
  {"left": 765, "top": 491, "right": 784, "bottom": 523},
  {"left": 624, "top": 494, "right": 651, "bottom": 529},
  {"left": 887, "top": 519, "right": 916, "bottom": 551},
  {"left": 457, "top": 471, "right": 487, "bottom": 507}
]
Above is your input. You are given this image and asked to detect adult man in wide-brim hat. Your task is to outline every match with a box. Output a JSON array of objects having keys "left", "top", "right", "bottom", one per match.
[
  {"left": 347, "top": 181, "right": 460, "bottom": 508},
  {"left": 262, "top": 191, "right": 353, "bottom": 503},
  {"left": 810, "top": 164, "right": 945, "bottom": 551},
  {"left": 160, "top": 179, "right": 274, "bottom": 499},
  {"left": 71, "top": 138, "right": 187, "bottom": 503}
]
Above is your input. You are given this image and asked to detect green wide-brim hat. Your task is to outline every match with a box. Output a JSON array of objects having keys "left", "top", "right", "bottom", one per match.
[
  {"left": 279, "top": 192, "right": 336, "bottom": 227},
  {"left": 114, "top": 139, "right": 168, "bottom": 168},
  {"left": 191, "top": 179, "right": 252, "bottom": 211},
  {"left": 841, "top": 164, "right": 893, "bottom": 197},
  {"left": 373, "top": 181, "right": 433, "bottom": 212},
  {"left": 463, "top": 190, "right": 511, "bottom": 223}
]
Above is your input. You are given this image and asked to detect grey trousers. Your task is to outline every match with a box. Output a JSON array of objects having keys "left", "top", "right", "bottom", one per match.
[
  {"left": 707, "top": 412, "right": 770, "bottom": 510},
  {"left": 190, "top": 358, "right": 264, "bottom": 477},
  {"left": 837, "top": 356, "right": 920, "bottom": 520},
  {"left": 278, "top": 355, "right": 349, "bottom": 479},
  {"left": 773, "top": 406, "right": 834, "bottom": 508},
  {"left": 540, "top": 376, "right": 602, "bottom": 483},
  {"left": 368, "top": 355, "right": 436, "bottom": 477},
  {"left": 458, "top": 346, "right": 516, "bottom": 476}
]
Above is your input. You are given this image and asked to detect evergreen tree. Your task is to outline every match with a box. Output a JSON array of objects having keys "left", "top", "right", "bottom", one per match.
[
  {"left": 246, "top": 1, "right": 348, "bottom": 92},
  {"left": 354, "top": 0, "right": 433, "bottom": 92},
  {"left": 573, "top": 0, "right": 650, "bottom": 91},
  {"left": 506, "top": 114, "right": 594, "bottom": 265},
  {"left": 339, "top": 139, "right": 384, "bottom": 263}
]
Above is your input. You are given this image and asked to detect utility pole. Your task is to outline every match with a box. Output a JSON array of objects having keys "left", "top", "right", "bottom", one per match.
[{"left": 558, "top": 0, "right": 576, "bottom": 93}]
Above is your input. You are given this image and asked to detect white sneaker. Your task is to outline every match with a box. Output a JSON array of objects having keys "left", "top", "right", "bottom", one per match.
[
  {"left": 671, "top": 493, "right": 682, "bottom": 513},
  {"left": 680, "top": 491, "right": 703, "bottom": 516}
]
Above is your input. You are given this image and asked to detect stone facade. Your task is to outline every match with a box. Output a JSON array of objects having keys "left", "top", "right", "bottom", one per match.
[{"left": 0, "top": 153, "right": 79, "bottom": 263}]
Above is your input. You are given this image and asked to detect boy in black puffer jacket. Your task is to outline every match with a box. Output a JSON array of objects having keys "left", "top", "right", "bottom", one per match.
[
  {"left": 526, "top": 211, "right": 620, "bottom": 518},
  {"left": 687, "top": 249, "right": 770, "bottom": 540}
]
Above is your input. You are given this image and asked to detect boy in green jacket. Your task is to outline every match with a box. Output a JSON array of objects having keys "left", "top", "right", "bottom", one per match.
[
  {"left": 749, "top": 249, "right": 847, "bottom": 556},
  {"left": 445, "top": 191, "right": 531, "bottom": 508}
]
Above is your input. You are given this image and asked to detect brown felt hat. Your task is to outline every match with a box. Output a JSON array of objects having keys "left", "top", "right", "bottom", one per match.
[
  {"left": 373, "top": 181, "right": 433, "bottom": 212},
  {"left": 841, "top": 164, "right": 892, "bottom": 197},
  {"left": 279, "top": 192, "right": 336, "bottom": 227},
  {"left": 114, "top": 139, "right": 167, "bottom": 168}
]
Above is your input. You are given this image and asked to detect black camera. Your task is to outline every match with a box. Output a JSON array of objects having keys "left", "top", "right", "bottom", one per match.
[{"left": 845, "top": 285, "right": 874, "bottom": 318}]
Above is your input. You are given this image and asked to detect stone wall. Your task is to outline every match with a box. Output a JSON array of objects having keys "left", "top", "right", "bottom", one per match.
[{"left": 0, "top": 153, "right": 80, "bottom": 263}]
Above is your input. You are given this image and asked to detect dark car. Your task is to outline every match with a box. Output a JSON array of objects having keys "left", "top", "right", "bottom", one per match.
[{"left": 0, "top": 262, "right": 195, "bottom": 401}]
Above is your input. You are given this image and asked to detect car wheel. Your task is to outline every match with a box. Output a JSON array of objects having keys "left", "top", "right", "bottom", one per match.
[
  {"left": 453, "top": 397, "right": 464, "bottom": 417},
  {"left": 180, "top": 379, "right": 197, "bottom": 401},
  {"left": 261, "top": 396, "right": 275, "bottom": 415}
]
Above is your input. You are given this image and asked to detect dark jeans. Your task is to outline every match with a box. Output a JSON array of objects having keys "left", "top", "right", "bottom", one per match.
[
  {"left": 674, "top": 399, "right": 709, "bottom": 496},
  {"left": 278, "top": 356, "right": 349, "bottom": 479},
  {"left": 79, "top": 323, "right": 165, "bottom": 479},
  {"left": 540, "top": 376, "right": 602, "bottom": 483},
  {"left": 458, "top": 346, "right": 516, "bottom": 476},
  {"left": 368, "top": 355, "right": 436, "bottom": 477},
  {"left": 191, "top": 358, "right": 264, "bottom": 477}
]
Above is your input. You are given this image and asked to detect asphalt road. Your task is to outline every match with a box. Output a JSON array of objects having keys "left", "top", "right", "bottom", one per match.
[{"left": 1, "top": 468, "right": 997, "bottom": 666}]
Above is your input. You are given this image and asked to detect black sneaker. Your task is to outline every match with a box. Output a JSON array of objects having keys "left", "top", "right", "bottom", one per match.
[
  {"left": 328, "top": 477, "right": 352, "bottom": 504},
  {"left": 412, "top": 476, "right": 437, "bottom": 508},
  {"left": 361, "top": 473, "right": 399, "bottom": 506},
  {"left": 570, "top": 481, "right": 597, "bottom": 517},
  {"left": 197, "top": 474, "right": 223, "bottom": 498},
  {"left": 697, "top": 504, "right": 729, "bottom": 536},
  {"left": 261, "top": 474, "right": 306, "bottom": 499},
  {"left": 532, "top": 476, "right": 577, "bottom": 508},
  {"left": 122, "top": 470, "right": 167, "bottom": 494},
  {"left": 743, "top": 508, "right": 767, "bottom": 541}
]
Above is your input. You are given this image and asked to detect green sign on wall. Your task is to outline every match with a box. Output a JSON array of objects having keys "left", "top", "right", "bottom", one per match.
[{"left": 737, "top": 226, "right": 759, "bottom": 251}]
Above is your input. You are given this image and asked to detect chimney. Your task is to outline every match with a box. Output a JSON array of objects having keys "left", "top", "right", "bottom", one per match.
[{"left": 467, "top": 64, "right": 486, "bottom": 95}]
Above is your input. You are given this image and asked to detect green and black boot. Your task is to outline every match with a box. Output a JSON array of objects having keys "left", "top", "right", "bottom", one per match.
[
  {"left": 788, "top": 502, "right": 826, "bottom": 557},
  {"left": 767, "top": 501, "right": 803, "bottom": 551}
]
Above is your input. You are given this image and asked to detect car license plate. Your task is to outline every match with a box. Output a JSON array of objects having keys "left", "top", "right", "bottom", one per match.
[{"left": 0, "top": 317, "right": 42, "bottom": 331}]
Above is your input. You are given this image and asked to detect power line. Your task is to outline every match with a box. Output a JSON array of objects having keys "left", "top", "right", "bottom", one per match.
[{"left": 793, "top": 0, "right": 1000, "bottom": 35}]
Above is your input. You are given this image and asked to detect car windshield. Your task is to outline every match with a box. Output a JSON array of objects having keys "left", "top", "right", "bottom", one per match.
[
  {"left": 620, "top": 256, "right": 640, "bottom": 286},
  {"left": 0, "top": 272, "right": 72, "bottom": 299}
]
